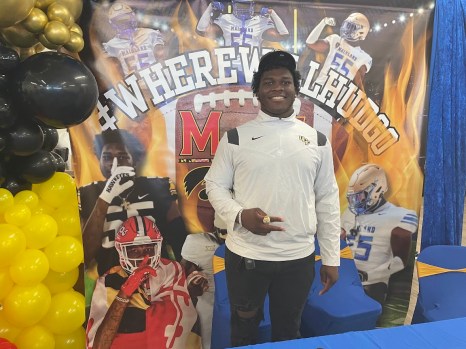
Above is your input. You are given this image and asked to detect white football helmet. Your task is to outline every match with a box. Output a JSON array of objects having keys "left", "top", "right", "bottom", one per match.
[
  {"left": 115, "top": 216, "right": 163, "bottom": 274},
  {"left": 232, "top": 0, "right": 255, "bottom": 20},
  {"left": 108, "top": 2, "right": 138, "bottom": 37},
  {"left": 340, "top": 13, "right": 370, "bottom": 42},
  {"left": 346, "top": 164, "right": 388, "bottom": 215}
]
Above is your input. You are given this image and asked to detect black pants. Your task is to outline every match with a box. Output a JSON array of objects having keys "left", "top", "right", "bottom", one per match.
[{"left": 225, "top": 247, "right": 315, "bottom": 347}]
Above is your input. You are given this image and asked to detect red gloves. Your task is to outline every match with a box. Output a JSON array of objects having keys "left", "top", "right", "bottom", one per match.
[{"left": 121, "top": 256, "right": 157, "bottom": 297}]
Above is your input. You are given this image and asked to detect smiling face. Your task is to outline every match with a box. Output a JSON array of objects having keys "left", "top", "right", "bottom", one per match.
[{"left": 256, "top": 67, "right": 298, "bottom": 118}]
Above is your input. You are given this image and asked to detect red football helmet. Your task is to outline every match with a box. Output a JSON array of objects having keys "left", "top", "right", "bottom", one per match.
[{"left": 115, "top": 216, "right": 163, "bottom": 274}]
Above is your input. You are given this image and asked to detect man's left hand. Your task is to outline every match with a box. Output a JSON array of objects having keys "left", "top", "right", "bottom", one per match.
[
  {"left": 319, "top": 265, "right": 338, "bottom": 295},
  {"left": 187, "top": 271, "right": 209, "bottom": 298}
]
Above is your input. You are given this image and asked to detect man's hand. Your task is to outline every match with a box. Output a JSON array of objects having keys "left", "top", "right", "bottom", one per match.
[
  {"left": 240, "top": 208, "right": 285, "bottom": 236},
  {"left": 319, "top": 265, "right": 338, "bottom": 295},
  {"left": 121, "top": 256, "right": 157, "bottom": 297},
  {"left": 187, "top": 270, "right": 209, "bottom": 298},
  {"left": 358, "top": 269, "right": 368, "bottom": 282},
  {"left": 324, "top": 17, "right": 336, "bottom": 26},
  {"left": 99, "top": 158, "right": 135, "bottom": 204}
]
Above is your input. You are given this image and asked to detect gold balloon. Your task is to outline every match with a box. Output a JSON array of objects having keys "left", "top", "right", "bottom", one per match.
[
  {"left": 34, "top": 42, "right": 46, "bottom": 53},
  {"left": 64, "top": 31, "right": 83, "bottom": 52},
  {"left": 39, "top": 33, "right": 60, "bottom": 50},
  {"left": 19, "top": 47, "right": 36, "bottom": 59},
  {"left": 0, "top": 24, "right": 38, "bottom": 48},
  {"left": 69, "top": 23, "right": 82, "bottom": 36},
  {"left": 57, "top": 0, "right": 83, "bottom": 20},
  {"left": 35, "top": 0, "right": 56, "bottom": 11},
  {"left": 47, "top": 3, "right": 73, "bottom": 27},
  {"left": 44, "top": 20, "right": 70, "bottom": 45},
  {"left": 22, "top": 7, "right": 48, "bottom": 34},
  {"left": 0, "top": 0, "right": 35, "bottom": 28}
]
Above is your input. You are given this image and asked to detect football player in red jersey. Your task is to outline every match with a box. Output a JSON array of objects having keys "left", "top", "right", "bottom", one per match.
[{"left": 86, "top": 216, "right": 207, "bottom": 349}]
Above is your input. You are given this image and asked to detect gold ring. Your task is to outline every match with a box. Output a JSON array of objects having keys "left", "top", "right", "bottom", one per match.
[{"left": 262, "top": 216, "right": 270, "bottom": 224}]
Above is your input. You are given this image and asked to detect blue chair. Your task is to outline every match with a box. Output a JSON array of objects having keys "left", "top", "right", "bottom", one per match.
[
  {"left": 300, "top": 239, "right": 382, "bottom": 337},
  {"left": 211, "top": 244, "right": 272, "bottom": 349},
  {"left": 412, "top": 245, "right": 466, "bottom": 323}
]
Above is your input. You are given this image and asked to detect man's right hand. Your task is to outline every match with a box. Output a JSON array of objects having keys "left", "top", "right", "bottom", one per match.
[
  {"left": 99, "top": 158, "right": 135, "bottom": 203},
  {"left": 324, "top": 17, "right": 336, "bottom": 26},
  {"left": 240, "top": 208, "right": 285, "bottom": 236},
  {"left": 121, "top": 256, "right": 157, "bottom": 297}
]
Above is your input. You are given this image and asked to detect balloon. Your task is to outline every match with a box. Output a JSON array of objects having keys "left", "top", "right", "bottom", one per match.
[
  {"left": 0, "top": 163, "right": 5, "bottom": 187},
  {"left": 21, "top": 8, "right": 48, "bottom": 34},
  {"left": 40, "top": 127, "right": 59, "bottom": 151},
  {"left": 1, "top": 177, "right": 32, "bottom": 196},
  {"left": 6, "top": 121, "right": 44, "bottom": 156},
  {"left": 57, "top": 0, "right": 83, "bottom": 20},
  {"left": 41, "top": 290, "right": 85, "bottom": 334},
  {"left": 14, "top": 150, "right": 56, "bottom": 184},
  {"left": 4, "top": 203, "right": 31, "bottom": 226},
  {"left": 0, "top": 188, "right": 14, "bottom": 214},
  {"left": 54, "top": 327, "right": 86, "bottom": 349},
  {"left": 42, "top": 268, "right": 78, "bottom": 294},
  {"left": 38, "top": 33, "right": 60, "bottom": 50},
  {"left": 47, "top": 3, "right": 73, "bottom": 27},
  {"left": 0, "top": 0, "right": 35, "bottom": 28},
  {"left": 10, "top": 52, "right": 98, "bottom": 128},
  {"left": 0, "top": 133, "right": 6, "bottom": 152},
  {"left": 44, "top": 236, "right": 83, "bottom": 273},
  {"left": 3, "top": 283, "right": 51, "bottom": 328},
  {"left": 0, "top": 46, "right": 20, "bottom": 73},
  {"left": 0, "top": 224, "right": 26, "bottom": 267},
  {"left": 30, "top": 199, "right": 54, "bottom": 215},
  {"left": 0, "top": 313, "right": 21, "bottom": 343},
  {"left": 0, "top": 267, "right": 14, "bottom": 299},
  {"left": 15, "top": 325, "right": 55, "bottom": 349},
  {"left": 0, "top": 73, "right": 8, "bottom": 91},
  {"left": 63, "top": 31, "right": 84, "bottom": 53},
  {"left": 50, "top": 151, "right": 66, "bottom": 172},
  {"left": 0, "top": 24, "right": 38, "bottom": 48},
  {"left": 35, "top": 0, "right": 58, "bottom": 11},
  {"left": 0, "top": 93, "right": 17, "bottom": 130},
  {"left": 9, "top": 249, "right": 49, "bottom": 286},
  {"left": 69, "top": 23, "right": 83, "bottom": 36},
  {"left": 36, "top": 172, "right": 76, "bottom": 208},
  {"left": 22, "top": 213, "right": 57, "bottom": 249},
  {"left": 14, "top": 190, "right": 39, "bottom": 209},
  {"left": 44, "top": 20, "right": 70, "bottom": 46},
  {"left": 53, "top": 204, "right": 81, "bottom": 237}
]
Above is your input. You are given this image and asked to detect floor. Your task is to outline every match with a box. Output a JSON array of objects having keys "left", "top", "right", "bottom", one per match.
[{"left": 404, "top": 202, "right": 466, "bottom": 324}]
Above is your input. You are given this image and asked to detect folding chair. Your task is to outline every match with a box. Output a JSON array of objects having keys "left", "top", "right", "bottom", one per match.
[
  {"left": 300, "top": 239, "right": 382, "bottom": 337},
  {"left": 211, "top": 244, "right": 272, "bottom": 349},
  {"left": 412, "top": 245, "right": 466, "bottom": 323}
]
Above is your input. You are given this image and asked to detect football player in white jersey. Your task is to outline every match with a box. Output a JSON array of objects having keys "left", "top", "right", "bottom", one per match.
[
  {"left": 340, "top": 164, "right": 418, "bottom": 305},
  {"left": 302, "top": 13, "right": 372, "bottom": 141},
  {"left": 103, "top": 2, "right": 165, "bottom": 76}
]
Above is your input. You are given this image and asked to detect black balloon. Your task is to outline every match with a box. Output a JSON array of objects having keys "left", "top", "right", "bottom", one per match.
[
  {"left": 0, "top": 73, "right": 8, "bottom": 92},
  {"left": 0, "top": 92, "right": 16, "bottom": 129},
  {"left": 13, "top": 150, "right": 56, "bottom": 183},
  {"left": 50, "top": 150, "right": 66, "bottom": 172},
  {"left": 0, "top": 132, "right": 6, "bottom": 153},
  {"left": 7, "top": 121, "right": 44, "bottom": 156},
  {"left": 1, "top": 176, "right": 32, "bottom": 195},
  {"left": 40, "top": 126, "right": 59, "bottom": 151},
  {"left": 10, "top": 52, "right": 98, "bottom": 129},
  {"left": 0, "top": 162, "right": 5, "bottom": 186},
  {"left": 0, "top": 45, "right": 20, "bottom": 73}
]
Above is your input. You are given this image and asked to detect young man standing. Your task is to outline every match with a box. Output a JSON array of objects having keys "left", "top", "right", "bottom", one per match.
[{"left": 205, "top": 50, "right": 341, "bottom": 346}]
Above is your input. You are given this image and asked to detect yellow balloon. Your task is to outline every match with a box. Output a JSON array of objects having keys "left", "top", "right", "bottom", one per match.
[
  {"left": 14, "top": 190, "right": 39, "bottom": 210},
  {"left": 9, "top": 249, "right": 50, "bottom": 286},
  {"left": 56, "top": 0, "right": 83, "bottom": 20},
  {"left": 52, "top": 205, "right": 81, "bottom": 237},
  {"left": 0, "top": 188, "right": 14, "bottom": 214},
  {"left": 44, "top": 20, "right": 70, "bottom": 45},
  {"left": 30, "top": 200, "right": 55, "bottom": 216},
  {"left": 0, "top": 23, "right": 38, "bottom": 48},
  {"left": 0, "top": 267, "right": 14, "bottom": 299},
  {"left": 42, "top": 268, "right": 79, "bottom": 294},
  {"left": 38, "top": 172, "right": 77, "bottom": 208},
  {"left": 15, "top": 325, "right": 55, "bottom": 349},
  {"left": 22, "top": 7, "right": 48, "bottom": 33},
  {"left": 64, "top": 31, "right": 84, "bottom": 52},
  {"left": 44, "top": 236, "right": 83, "bottom": 273},
  {"left": 0, "top": 313, "right": 21, "bottom": 342},
  {"left": 54, "top": 326, "right": 86, "bottom": 349},
  {"left": 23, "top": 213, "right": 58, "bottom": 249},
  {"left": 3, "top": 283, "right": 51, "bottom": 328},
  {"left": 47, "top": 3, "right": 73, "bottom": 26},
  {"left": 69, "top": 23, "right": 82, "bottom": 36},
  {"left": 0, "top": 224, "right": 26, "bottom": 267},
  {"left": 4, "top": 203, "right": 31, "bottom": 227},
  {"left": 41, "top": 290, "right": 85, "bottom": 334},
  {"left": 0, "top": 0, "right": 35, "bottom": 28}
]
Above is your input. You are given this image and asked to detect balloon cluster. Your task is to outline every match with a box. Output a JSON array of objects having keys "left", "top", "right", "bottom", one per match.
[
  {"left": 0, "top": 46, "right": 97, "bottom": 193},
  {"left": 0, "top": 172, "right": 85, "bottom": 349},
  {"left": 0, "top": 0, "right": 84, "bottom": 57}
]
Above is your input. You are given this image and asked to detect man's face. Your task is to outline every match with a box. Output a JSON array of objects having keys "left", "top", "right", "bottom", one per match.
[
  {"left": 100, "top": 142, "right": 133, "bottom": 178},
  {"left": 256, "top": 67, "right": 297, "bottom": 118}
]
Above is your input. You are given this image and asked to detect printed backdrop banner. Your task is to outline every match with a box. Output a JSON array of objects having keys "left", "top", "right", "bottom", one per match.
[{"left": 73, "top": 0, "right": 433, "bottom": 345}]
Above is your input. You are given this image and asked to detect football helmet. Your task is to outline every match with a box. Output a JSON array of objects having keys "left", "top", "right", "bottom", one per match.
[
  {"left": 115, "top": 216, "right": 163, "bottom": 274},
  {"left": 346, "top": 164, "right": 388, "bottom": 215},
  {"left": 232, "top": 0, "right": 255, "bottom": 20},
  {"left": 340, "top": 13, "right": 370, "bottom": 42},
  {"left": 108, "top": 2, "right": 138, "bottom": 37}
]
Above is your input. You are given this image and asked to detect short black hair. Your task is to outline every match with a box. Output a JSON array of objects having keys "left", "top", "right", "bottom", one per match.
[{"left": 93, "top": 129, "right": 145, "bottom": 166}]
